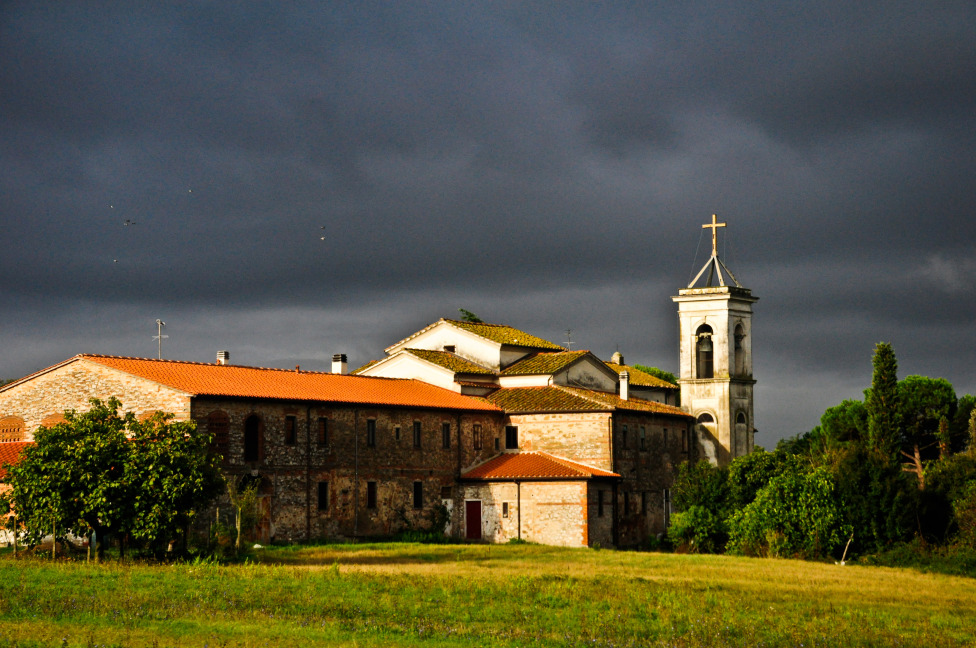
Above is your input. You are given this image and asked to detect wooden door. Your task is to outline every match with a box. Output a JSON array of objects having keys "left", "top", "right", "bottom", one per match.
[{"left": 465, "top": 500, "right": 482, "bottom": 540}]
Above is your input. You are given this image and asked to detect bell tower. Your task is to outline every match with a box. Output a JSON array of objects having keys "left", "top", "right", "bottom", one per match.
[{"left": 672, "top": 215, "right": 757, "bottom": 465}]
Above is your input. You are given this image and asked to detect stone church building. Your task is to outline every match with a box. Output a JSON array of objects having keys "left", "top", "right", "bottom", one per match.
[{"left": 0, "top": 219, "right": 756, "bottom": 548}]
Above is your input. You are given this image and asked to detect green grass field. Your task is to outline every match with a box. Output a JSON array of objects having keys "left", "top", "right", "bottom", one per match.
[{"left": 1, "top": 543, "right": 974, "bottom": 647}]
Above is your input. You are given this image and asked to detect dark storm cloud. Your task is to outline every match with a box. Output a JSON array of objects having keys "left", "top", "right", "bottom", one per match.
[{"left": 2, "top": 1, "right": 974, "bottom": 442}]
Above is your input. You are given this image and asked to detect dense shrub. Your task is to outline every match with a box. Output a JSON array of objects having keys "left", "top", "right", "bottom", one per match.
[{"left": 728, "top": 465, "right": 851, "bottom": 559}]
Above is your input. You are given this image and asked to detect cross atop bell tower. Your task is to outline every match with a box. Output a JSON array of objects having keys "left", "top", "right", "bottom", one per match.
[
  {"left": 687, "top": 214, "right": 742, "bottom": 289},
  {"left": 703, "top": 213, "right": 726, "bottom": 256},
  {"left": 672, "top": 217, "right": 758, "bottom": 466}
]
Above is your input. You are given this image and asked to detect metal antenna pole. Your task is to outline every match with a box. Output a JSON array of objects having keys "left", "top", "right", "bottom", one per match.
[{"left": 153, "top": 319, "right": 168, "bottom": 359}]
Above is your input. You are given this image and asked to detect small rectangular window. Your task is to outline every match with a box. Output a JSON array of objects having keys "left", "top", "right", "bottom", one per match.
[
  {"left": 494, "top": 437, "right": 500, "bottom": 451},
  {"left": 664, "top": 488, "right": 672, "bottom": 527},
  {"left": 413, "top": 421, "right": 422, "bottom": 448},
  {"left": 641, "top": 491, "right": 647, "bottom": 514},
  {"left": 622, "top": 425, "right": 628, "bottom": 449},
  {"left": 367, "top": 481, "right": 377, "bottom": 509},
  {"left": 394, "top": 425, "right": 401, "bottom": 441},
  {"left": 413, "top": 481, "right": 423, "bottom": 509},
  {"left": 639, "top": 427, "right": 646, "bottom": 451},
  {"left": 366, "top": 419, "right": 376, "bottom": 448},
  {"left": 681, "top": 428, "right": 689, "bottom": 452},
  {"left": 598, "top": 490, "right": 605, "bottom": 517},
  {"left": 317, "top": 481, "right": 329, "bottom": 511},
  {"left": 284, "top": 415, "right": 297, "bottom": 445},
  {"left": 442, "top": 422, "right": 451, "bottom": 449},
  {"left": 473, "top": 423, "right": 483, "bottom": 450},
  {"left": 505, "top": 425, "right": 518, "bottom": 450},
  {"left": 502, "top": 502, "right": 509, "bottom": 518},
  {"left": 440, "top": 486, "right": 452, "bottom": 500},
  {"left": 317, "top": 417, "right": 328, "bottom": 446}
]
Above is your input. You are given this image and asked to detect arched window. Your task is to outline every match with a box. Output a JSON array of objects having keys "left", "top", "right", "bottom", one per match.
[
  {"left": 208, "top": 410, "right": 230, "bottom": 459},
  {"left": 695, "top": 325, "right": 714, "bottom": 379},
  {"left": 244, "top": 414, "right": 262, "bottom": 462},
  {"left": 734, "top": 324, "right": 746, "bottom": 376}
]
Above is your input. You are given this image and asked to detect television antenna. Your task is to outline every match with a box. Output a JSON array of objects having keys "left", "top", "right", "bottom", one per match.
[{"left": 153, "top": 319, "right": 169, "bottom": 359}]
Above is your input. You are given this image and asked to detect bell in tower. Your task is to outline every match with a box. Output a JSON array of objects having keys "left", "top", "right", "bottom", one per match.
[{"left": 672, "top": 215, "right": 758, "bottom": 466}]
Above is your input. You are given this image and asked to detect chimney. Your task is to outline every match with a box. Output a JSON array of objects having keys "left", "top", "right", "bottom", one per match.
[
  {"left": 619, "top": 370, "right": 630, "bottom": 401},
  {"left": 216, "top": 350, "right": 230, "bottom": 366},
  {"left": 332, "top": 353, "right": 348, "bottom": 375},
  {"left": 611, "top": 351, "right": 624, "bottom": 365}
]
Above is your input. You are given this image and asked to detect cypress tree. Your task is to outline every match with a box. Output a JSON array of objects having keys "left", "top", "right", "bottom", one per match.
[{"left": 865, "top": 342, "right": 900, "bottom": 457}]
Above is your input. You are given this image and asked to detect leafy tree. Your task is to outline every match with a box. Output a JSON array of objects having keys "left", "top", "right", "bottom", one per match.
[
  {"left": 668, "top": 460, "right": 730, "bottom": 552},
  {"left": 633, "top": 364, "right": 678, "bottom": 386},
  {"left": 924, "top": 452, "right": 976, "bottom": 542},
  {"left": 831, "top": 445, "right": 915, "bottom": 554},
  {"left": 458, "top": 309, "right": 483, "bottom": 323},
  {"left": 952, "top": 394, "right": 976, "bottom": 453},
  {"left": 126, "top": 411, "right": 224, "bottom": 555},
  {"left": 819, "top": 400, "right": 869, "bottom": 449},
  {"left": 728, "top": 464, "right": 851, "bottom": 559},
  {"left": 727, "top": 448, "right": 788, "bottom": 511},
  {"left": 897, "top": 375, "right": 956, "bottom": 488},
  {"left": 864, "top": 342, "right": 901, "bottom": 457},
  {"left": 7, "top": 398, "right": 132, "bottom": 556},
  {"left": 5, "top": 398, "right": 222, "bottom": 559}
]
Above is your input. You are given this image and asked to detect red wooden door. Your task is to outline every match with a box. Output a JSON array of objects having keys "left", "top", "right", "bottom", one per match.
[{"left": 465, "top": 500, "right": 482, "bottom": 540}]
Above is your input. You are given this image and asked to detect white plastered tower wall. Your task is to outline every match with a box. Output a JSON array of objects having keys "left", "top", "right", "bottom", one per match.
[{"left": 671, "top": 216, "right": 758, "bottom": 466}]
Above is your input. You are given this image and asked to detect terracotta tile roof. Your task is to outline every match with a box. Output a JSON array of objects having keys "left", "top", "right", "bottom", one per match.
[
  {"left": 0, "top": 442, "right": 32, "bottom": 481},
  {"left": 605, "top": 363, "right": 679, "bottom": 390},
  {"left": 78, "top": 355, "right": 500, "bottom": 412},
  {"left": 487, "top": 386, "right": 608, "bottom": 412},
  {"left": 486, "top": 385, "right": 691, "bottom": 417},
  {"left": 386, "top": 318, "right": 564, "bottom": 353},
  {"left": 501, "top": 350, "right": 591, "bottom": 375},
  {"left": 462, "top": 451, "right": 619, "bottom": 480},
  {"left": 560, "top": 386, "right": 690, "bottom": 416},
  {"left": 403, "top": 349, "right": 496, "bottom": 375}
]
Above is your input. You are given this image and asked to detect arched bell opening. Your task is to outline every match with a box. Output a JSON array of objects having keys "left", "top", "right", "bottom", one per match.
[{"left": 695, "top": 325, "right": 714, "bottom": 379}]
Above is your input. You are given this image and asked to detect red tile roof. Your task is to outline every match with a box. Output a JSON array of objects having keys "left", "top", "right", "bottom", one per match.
[
  {"left": 0, "top": 442, "right": 32, "bottom": 481},
  {"left": 486, "top": 385, "right": 691, "bottom": 417},
  {"left": 462, "top": 451, "right": 619, "bottom": 480},
  {"left": 77, "top": 355, "right": 500, "bottom": 412}
]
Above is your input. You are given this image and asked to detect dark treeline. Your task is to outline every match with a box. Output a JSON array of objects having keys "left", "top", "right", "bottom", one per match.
[{"left": 669, "top": 342, "right": 976, "bottom": 564}]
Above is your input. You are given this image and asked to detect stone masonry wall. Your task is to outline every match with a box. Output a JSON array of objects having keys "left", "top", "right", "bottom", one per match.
[
  {"left": 507, "top": 412, "right": 613, "bottom": 471},
  {"left": 0, "top": 359, "right": 192, "bottom": 437},
  {"left": 460, "top": 480, "right": 591, "bottom": 547},
  {"left": 191, "top": 398, "right": 506, "bottom": 542},
  {"left": 612, "top": 411, "right": 695, "bottom": 545}
]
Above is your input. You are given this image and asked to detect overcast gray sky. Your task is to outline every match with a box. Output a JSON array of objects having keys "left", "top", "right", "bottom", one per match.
[{"left": 2, "top": 2, "right": 974, "bottom": 445}]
